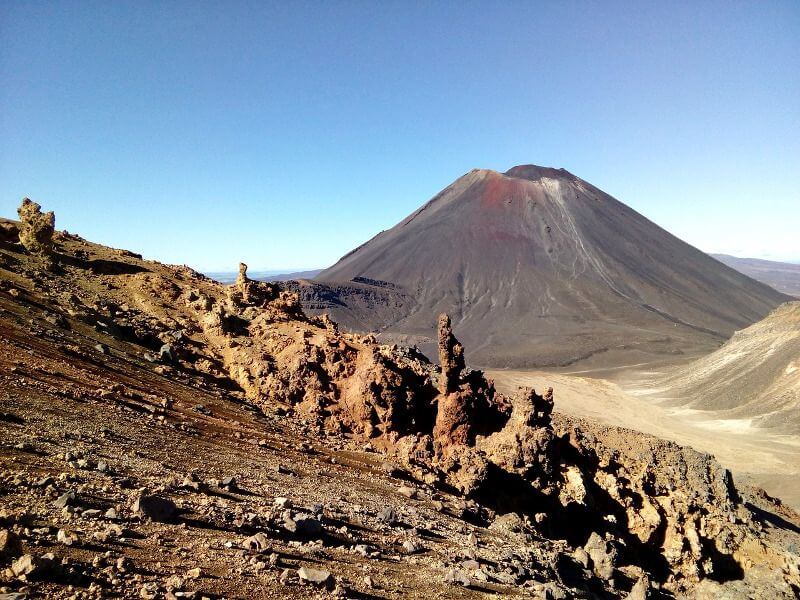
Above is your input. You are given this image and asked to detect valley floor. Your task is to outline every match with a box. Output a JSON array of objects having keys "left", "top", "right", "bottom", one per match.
[{"left": 488, "top": 366, "right": 800, "bottom": 512}]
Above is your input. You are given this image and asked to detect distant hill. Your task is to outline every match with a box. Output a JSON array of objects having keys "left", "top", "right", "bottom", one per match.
[
  {"left": 265, "top": 269, "right": 323, "bottom": 282},
  {"left": 304, "top": 165, "right": 788, "bottom": 368},
  {"left": 652, "top": 301, "right": 800, "bottom": 435},
  {"left": 207, "top": 268, "right": 322, "bottom": 284},
  {"left": 711, "top": 254, "right": 800, "bottom": 298}
]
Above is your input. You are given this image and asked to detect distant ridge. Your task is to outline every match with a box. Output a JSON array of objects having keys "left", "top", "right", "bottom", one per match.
[
  {"left": 207, "top": 268, "right": 322, "bottom": 284},
  {"left": 302, "top": 165, "right": 788, "bottom": 367},
  {"left": 711, "top": 254, "right": 800, "bottom": 298}
]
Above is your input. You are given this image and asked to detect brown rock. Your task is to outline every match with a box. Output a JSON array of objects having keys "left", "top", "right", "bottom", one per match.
[
  {"left": 584, "top": 532, "right": 618, "bottom": 579},
  {"left": 437, "top": 313, "right": 465, "bottom": 394},
  {"left": 298, "top": 566, "right": 333, "bottom": 587},
  {"left": 17, "top": 198, "right": 55, "bottom": 255},
  {"left": 0, "top": 529, "right": 23, "bottom": 561}
]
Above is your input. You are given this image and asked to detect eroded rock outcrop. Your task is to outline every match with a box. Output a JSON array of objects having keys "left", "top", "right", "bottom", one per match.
[
  {"left": 78, "top": 259, "right": 797, "bottom": 595},
  {"left": 17, "top": 198, "right": 55, "bottom": 255},
  {"left": 482, "top": 386, "right": 557, "bottom": 487},
  {"left": 437, "top": 313, "right": 464, "bottom": 394},
  {"left": 179, "top": 285, "right": 773, "bottom": 593}
]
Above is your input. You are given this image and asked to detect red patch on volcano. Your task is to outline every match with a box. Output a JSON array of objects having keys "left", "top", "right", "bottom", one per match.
[{"left": 480, "top": 172, "right": 526, "bottom": 209}]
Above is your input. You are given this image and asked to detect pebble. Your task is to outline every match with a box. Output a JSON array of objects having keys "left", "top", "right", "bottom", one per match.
[{"left": 444, "top": 567, "right": 471, "bottom": 587}]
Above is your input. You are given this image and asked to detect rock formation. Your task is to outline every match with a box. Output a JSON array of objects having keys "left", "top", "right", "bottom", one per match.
[
  {"left": 16, "top": 198, "right": 55, "bottom": 255},
  {"left": 437, "top": 313, "right": 465, "bottom": 394}
]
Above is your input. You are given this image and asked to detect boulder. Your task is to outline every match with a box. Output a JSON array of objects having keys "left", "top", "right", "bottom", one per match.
[
  {"left": 297, "top": 566, "right": 332, "bottom": 587},
  {"left": 132, "top": 494, "right": 177, "bottom": 522}
]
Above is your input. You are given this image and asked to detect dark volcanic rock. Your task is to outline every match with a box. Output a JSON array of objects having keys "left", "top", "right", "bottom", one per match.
[{"left": 132, "top": 494, "right": 177, "bottom": 522}]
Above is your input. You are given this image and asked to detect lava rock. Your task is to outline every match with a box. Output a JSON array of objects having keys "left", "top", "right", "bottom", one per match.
[
  {"left": 244, "top": 532, "right": 270, "bottom": 552},
  {"left": 53, "top": 490, "right": 78, "bottom": 509},
  {"left": 0, "top": 529, "right": 23, "bottom": 561},
  {"left": 132, "top": 494, "right": 177, "bottom": 522},
  {"left": 584, "top": 532, "right": 618, "bottom": 580}
]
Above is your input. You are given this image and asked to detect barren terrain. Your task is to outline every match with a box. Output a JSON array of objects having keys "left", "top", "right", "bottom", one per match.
[{"left": 2, "top": 203, "right": 799, "bottom": 599}]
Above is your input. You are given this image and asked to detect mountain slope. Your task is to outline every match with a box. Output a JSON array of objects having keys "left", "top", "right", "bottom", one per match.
[
  {"left": 314, "top": 166, "right": 789, "bottom": 367},
  {"left": 651, "top": 301, "right": 800, "bottom": 434},
  {"left": 711, "top": 254, "right": 800, "bottom": 298}
]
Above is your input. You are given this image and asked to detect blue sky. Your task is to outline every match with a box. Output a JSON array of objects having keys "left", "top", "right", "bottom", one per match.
[{"left": 1, "top": 1, "right": 798, "bottom": 271}]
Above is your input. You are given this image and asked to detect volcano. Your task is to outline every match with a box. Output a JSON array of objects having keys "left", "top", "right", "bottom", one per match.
[{"left": 303, "top": 165, "right": 789, "bottom": 367}]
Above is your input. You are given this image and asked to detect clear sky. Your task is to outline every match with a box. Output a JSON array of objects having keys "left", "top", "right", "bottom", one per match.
[{"left": 1, "top": 1, "right": 798, "bottom": 271}]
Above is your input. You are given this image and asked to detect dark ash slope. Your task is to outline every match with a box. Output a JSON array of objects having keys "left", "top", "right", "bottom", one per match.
[{"left": 310, "top": 166, "right": 789, "bottom": 367}]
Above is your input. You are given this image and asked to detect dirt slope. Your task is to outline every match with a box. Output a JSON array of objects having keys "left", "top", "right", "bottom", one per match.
[
  {"left": 311, "top": 165, "right": 789, "bottom": 368},
  {"left": 643, "top": 301, "right": 800, "bottom": 434},
  {"left": 1, "top": 205, "right": 799, "bottom": 599}
]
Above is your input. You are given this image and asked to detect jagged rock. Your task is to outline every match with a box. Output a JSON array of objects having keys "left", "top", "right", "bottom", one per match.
[
  {"left": 132, "top": 494, "right": 177, "bottom": 522},
  {"left": 53, "top": 490, "right": 77, "bottom": 508},
  {"left": 377, "top": 507, "right": 398, "bottom": 525},
  {"left": 489, "top": 512, "right": 526, "bottom": 535},
  {"left": 283, "top": 512, "right": 322, "bottom": 536},
  {"left": 559, "top": 465, "right": 591, "bottom": 507},
  {"left": 437, "top": 313, "right": 465, "bottom": 394},
  {"left": 483, "top": 386, "right": 557, "bottom": 484},
  {"left": 0, "top": 529, "right": 23, "bottom": 561},
  {"left": 584, "top": 532, "right": 618, "bottom": 579},
  {"left": 159, "top": 344, "right": 174, "bottom": 363},
  {"left": 56, "top": 529, "right": 77, "bottom": 546},
  {"left": 11, "top": 553, "right": 54, "bottom": 578},
  {"left": 236, "top": 262, "right": 248, "bottom": 288},
  {"left": 17, "top": 198, "right": 55, "bottom": 255},
  {"left": 444, "top": 567, "right": 471, "bottom": 587},
  {"left": 626, "top": 575, "right": 651, "bottom": 599},
  {"left": 244, "top": 532, "right": 270, "bottom": 552}
]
